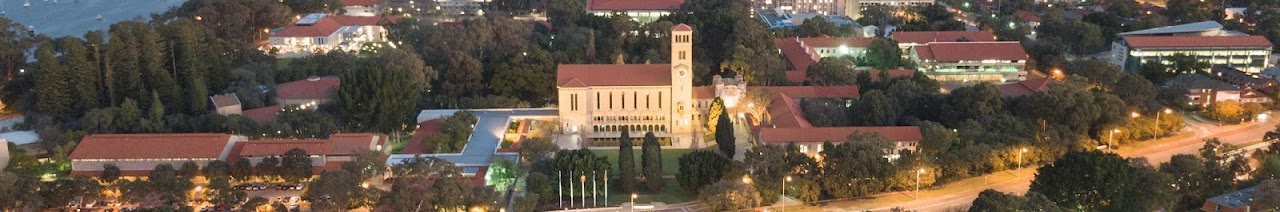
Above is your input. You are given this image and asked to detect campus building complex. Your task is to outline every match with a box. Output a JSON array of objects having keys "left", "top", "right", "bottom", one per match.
[
  {"left": 1109, "top": 21, "right": 1274, "bottom": 74},
  {"left": 69, "top": 133, "right": 387, "bottom": 176},
  {"left": 586, "top": 0, "right": 684, "bottom": 23},
  {"left": 909, "top": 41, "right": 1028, "bottom": 83}
]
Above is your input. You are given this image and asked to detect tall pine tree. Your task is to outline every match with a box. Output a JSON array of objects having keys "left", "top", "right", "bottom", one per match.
[
  {"left": 134, "top": 24, "right": 182, "bottom": 115},
  {"left": 59, "top": 37, "right": 101, "bottom": 113},
  {"left": 107, "top": 25, "right": 145, "bottom": 105},
  {"left": 715, "top": 108, "right": 736, "bottom": 157},
  {"left": 619, "top": 126, "right": 635, "bottom": 193},
  {"left": 83, "top": 30, "right": 111, "bottom": 107},
  {"left": 168, "top": 20, "right": 210, "bottom": 114},
  {"left": 33, "top": 42, "right": 71, "bottom": 118},
  {"left": 641, "top": 131, "right": 663, "bottom": 192}
]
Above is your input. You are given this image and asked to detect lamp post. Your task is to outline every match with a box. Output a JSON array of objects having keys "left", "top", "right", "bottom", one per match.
[
  {"left": 915, "top": 168, "right": 925, "bottom": 199},
  {"left": 630, "top": 193, "right": 637, "bottom": 212},
  {"left": 782, "top": 175, "right": 792, "bottom": 211},
  {"left": 1156, "top": 108, "right": 1172, "bottom": 138},
  {"left": 1017, "top": 148, "right": 1027, "bottom": 177},
  {"left": 1109, "top": 129, "right": 1120, "bottom": 151}
]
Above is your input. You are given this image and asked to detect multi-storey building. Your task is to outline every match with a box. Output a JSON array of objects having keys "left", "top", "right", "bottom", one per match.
[
  {"left": 557, "top": 24, "right": 697, "bottom": 147},
  {"left": 1113, "top": 36, "right": 1273, "bottom": 74},
  {"left": 774, "top": 36, "right": 878, "bottom": 82},
  {"left": 586, "top": 0, "right": 684, "bottom": 23},
  {"left": 910, "top": 41, "right": 1028, "bottom": 83}
]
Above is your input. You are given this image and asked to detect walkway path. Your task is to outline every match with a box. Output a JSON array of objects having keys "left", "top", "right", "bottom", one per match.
[{"left": 387, "top": 109, "right": 557, "bottom": 166}]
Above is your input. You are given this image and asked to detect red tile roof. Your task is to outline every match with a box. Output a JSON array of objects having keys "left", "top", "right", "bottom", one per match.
[
  {"left": 672, "top": 23, "right": 693, "bottom": 31},
  {"left": 997, "top": 78, "right": 1053, "bottom": 97},
  {"left": 402, "top": 119, "right": 444, "bottom": 154},
  {"left": 557, "top": 64, "right": 672, "bottom": 87},
  {"left": 1015, "top": 10, "right": 1041, "bottom": 23},
  {"left": 239, "top": 140, "right": 332, "bottom": 157},
  {"left": 588, "top": 0, "right": 684, "bottom": 11},
  {"left": 1123, "top": 36, "right": 1274, "bottom": 49},
  {"left": 328, "top": 133, "right": 386, "bottom": 155},
  {"left": 776, "top": 38, "right": 822, "bottom": 73},
  {"left": 271, "top": 16, "right": 399, "bottom": 37},
  {"left": 693, "top": 86, "right": 716, "bottom": 99},
  {"left": 277, "top": 76, "right": 340, "bottom": 100},
  {"left": 70, "top": 134, "right": 238, "bottom": 160},
  {"left": 242, "top": 105, "right": 282, "bottom": 123},
  {"left": 890, "top": 31, "right": 996, "bottom": 44},
  {"left": 341, "top": 0, "right": 379, "bottom": 6},
  {"left": 765, "top": 94, "right": 813, "bottom": 128},
  {"left": 914, "top": 42, "right": 1028, "bottom": 62},
  {"left": 758, "top": 126, "right": 923, "bottom": 143},
  {"left": 752, "top": 86, "right": 860, "bottom": 99}
]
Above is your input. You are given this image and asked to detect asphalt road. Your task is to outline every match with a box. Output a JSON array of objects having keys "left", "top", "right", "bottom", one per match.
[{"left": 811, "top": 116, "right": 1280, "bottom": 212}]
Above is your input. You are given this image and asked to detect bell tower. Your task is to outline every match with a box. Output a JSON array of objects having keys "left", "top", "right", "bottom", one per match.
[{"left": 670, "top": 24, "right": 694, "bottom": 134}]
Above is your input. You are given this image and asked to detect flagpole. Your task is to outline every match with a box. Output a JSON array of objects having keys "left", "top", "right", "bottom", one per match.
[
  {"left": 605, "top": 170, "right": 609, "bottom": 207},
  {"left": 558, "top": 170, "right": 563, "bottom": 209},
  {"left": 593, "top": 170, "right": 598, "bottom": 207}
]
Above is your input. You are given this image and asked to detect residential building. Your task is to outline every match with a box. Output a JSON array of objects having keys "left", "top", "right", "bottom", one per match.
[
  {"left": 556, "top": 24, "right": 697, "bottom": 147},
  {"left": 1201, "top": 185, "right": 1262, "bottom": 212},
  {"left": 434, "top": 0, "right": 490, "bottom": 16},
  {"left": 910, "top": 41, "right": 1028, "bottom": 83},
  {"left": 753, "top": 0, "right": 933, "bottom": 20},
  {"left": 69, "top": 133, "right": 386, "bottom": 177},
  {"left": 1014, "top": 10, "right": 1040, "bottom": 28},
  {"left": 1165, "top": 74, "right": 1270, "bottom": 106},
  {"left": 1112, "top": 36, "right": 1273, "bottom": 73},
  {"left": 341, "top": 0, "right": 383, "bottom": 16},
  {"left": 276, "top": 76, "right": 340, "bottom": 107},
  {"left": 210, "top": 93, "right": 242, "bottom": 116},
  {"left": 774, "top": 36, "right": 878, "bottom": 82},
  {"left": 267, "top": 13, "right": 398, "bottom": 57},
  {"left": 69, "top": 134, "right": 247, "bottom": 176},
  {"left": 586, "top": 0, "right": 683, "bottom": 23}
]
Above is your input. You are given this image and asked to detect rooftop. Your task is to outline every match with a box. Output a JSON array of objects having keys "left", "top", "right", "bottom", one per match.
[
  {"left": 587, "top": 0, "right": 684, "bottom": 11},
  {"left": 997, "top": 78, "right": 1054, "bottom": 97},
  {"left": 1118, "top": 21, "right": 1222, "bottom": 36},
  {"left": 70, "top": 134, "right": 239, "bottom": 160},
  {"left": 758, "top": 126, "right": 923, "bottom": 143},
  {"left": 557, "top": 64, "right": 672, "bottom": 87},
  {"left": 272, "top": 15, "right": 399, "bottom": 37},
  {"left": 1205, "top": 185, "right": 1258, "bottom": 208},
  {"left": 765, "top": 94, "right": 813, "bottom": 128},
  {"left": 1166, "top": 74, "right": 1238, "bottom": 91},
  {"left": 890, "top": 31, "right": 996, "bottom": 44},
  {"left": 277, "top": 76, "right": 340, "bottom": 100},
  {"left": 242, "top": 105, "right": 282, "bottom": 123},
  {"left": 752, "top": 86, "right": 860, "bottom": 99},
  {"left": 210, "top": 93, "right": 241, "bottom": 108},
  {"left": 1122, "top": 36, "right": 1273, "bottom": 49},
  {"left": 340, "top": 0, "right": 379, "bottom": 6},
  {"left": 914, "top": 42, "right": 1028, "bottom": 62}
]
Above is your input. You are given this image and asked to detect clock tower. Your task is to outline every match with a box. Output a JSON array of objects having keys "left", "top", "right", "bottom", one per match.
[{"left": 670, "top": 24, "right": 694, "bottom": 134}]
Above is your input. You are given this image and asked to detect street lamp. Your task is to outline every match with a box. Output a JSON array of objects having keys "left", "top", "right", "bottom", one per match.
[
  {"left": 782, "top": 176, "right": 792, "bottom": 212},
  {"left": 630, "top": 193, "right": 637, "bottom": 212},
  {"left": 1130, "top": 112, "right": 1140, "bottom": 119},
  {"left": 1156, "top": 108, "right": 1172, "bottom": 138},
  {"left": 915, "top": 168, "right": 925, "bottom": 199},
  {"left": 1017, "top": 148, "right": 1028, "bottom": 177},
  {"left": 1109, "top": 129, "right": 1120, "bottom": 150}
]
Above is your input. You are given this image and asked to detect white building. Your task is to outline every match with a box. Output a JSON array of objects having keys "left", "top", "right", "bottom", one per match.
[
  {"left": 266, "top": 14, "right": 399, "bottom": 57},
  {"left": 341, "top": 0, "right": 383, "bottom": 16},
  {"left": 586, "top": 0, "right": 684, "bottom": 23}
]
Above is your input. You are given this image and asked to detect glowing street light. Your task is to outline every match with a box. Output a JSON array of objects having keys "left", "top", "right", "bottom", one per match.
[
  {"left": 915, "top": 168, "right": 926, "bottom": 199},
  {"left": 1109, "top": 129, "right": 1121, "bottom": 150},
  {"left": 630, "top": 193, "right": 638, "bottom": 212}
]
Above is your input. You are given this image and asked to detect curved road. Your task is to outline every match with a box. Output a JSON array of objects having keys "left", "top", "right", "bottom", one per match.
[{"left": 777, "top": 116, "right": 1280, "bottom": 212}]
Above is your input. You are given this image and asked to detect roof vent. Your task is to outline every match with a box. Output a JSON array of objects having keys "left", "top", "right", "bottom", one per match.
[{"left": 307, "top": 76, "right": 321, "bottom": 81}]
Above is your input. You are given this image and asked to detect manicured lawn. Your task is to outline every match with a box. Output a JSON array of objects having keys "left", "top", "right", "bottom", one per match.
[
  {"left": 603, "top": 178, "right": 694, "bottom": 205},
  {"left": 590, "top": 149, "right": 693, "bottom": 176}
]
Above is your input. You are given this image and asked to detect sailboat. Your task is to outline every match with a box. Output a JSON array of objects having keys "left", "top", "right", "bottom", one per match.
[
  {"left": 96, "top": 14, "right": 102, "bottom": 21},
  {"left": 23, "top": 0, "right": 30, "bottom": 7}
]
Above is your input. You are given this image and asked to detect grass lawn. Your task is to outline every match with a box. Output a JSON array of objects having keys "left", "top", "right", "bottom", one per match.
[
  {"left": 591, "top": 149, "right": 693, "bottom": 176},
  {"left": 601, "top": 178, "right": 695, "bottom": 205}
]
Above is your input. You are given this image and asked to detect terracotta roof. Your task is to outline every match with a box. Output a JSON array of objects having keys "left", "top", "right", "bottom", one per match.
[
  {"left": 672, "top": 23, "right": 693, "bottom": 31},
  {"left": 752, "top": 86, "right": 860, "bottom": 98},
  {"left": 890, "top": 31, "right": 996, "bottom": 44},
  {"left": 271, "top": 16, "right": 399, "bottom": 37},
  {"left": 758, "top": 126, "right": 923, "bottom": 143},
  {"left": 1015, "top": 10, "right": 1041, "bottom": 23},
  {"left": 328, "top": 133, "right": 385, "bottom": 155},
  {"left": 775, "top": 37, "right": 823, "bottom": 73},
  {"left": 341, "top": 0, "right": 379, "bottom": 6},
  {"left": 557, "top": 64, "right": 672, "bottom": 87},
  {"left": 239, "top": 140, "right": 331, "bottom": 157},
  {"left": 588, "top": 0, "right": 684, "bottom": 11},
  {"left": 765, "top": 94, "right": 813, "bottom": 128},
  {"left": 693, "top": 86, "right": 716, "bottom": 99},
  {"left": 997, "top": 78, "right": 1053, "bottom": 97},
  {"left": 277, "top": 76, "right": 340, "bottom": 100},
  {"left": 1123, "top": 36, "right": 1274, "bottom": 49},
  {"left": 242, "top": 105, "right": 282, "bottom": 123},
  {"left": 401, "top": 119, "right": 444, "bottom": 154},
  {"left": 914, "top": 42, "right": 1027, "bottom": 62},
  {"left": 785, "top": 71, "right": 807, "bottom": 82},
  {"left": 70, "top": 134, "right": 238, "bottom": 160},
  {"left": 210, "top": 93, "right": 241, "bottom": 108}
]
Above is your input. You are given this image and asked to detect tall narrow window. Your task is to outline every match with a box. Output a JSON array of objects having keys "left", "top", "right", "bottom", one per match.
[
  {"left": 646, "top": 94, "right": 651, "bottom": 109},
  {"left": 633, "top": 92, "right": 637, "bottom": 109},
  {"left": 596, "top": 92, "right": 600, "bottom": 109},
  {"left": 622, "top": 92, "right": 626, "bottom": 109},
  {"left": 658, "top": 92, "right": 663, "bottom": 108},
  {"left": 610, "top": 92, "right": 614, "bottom": 109}
]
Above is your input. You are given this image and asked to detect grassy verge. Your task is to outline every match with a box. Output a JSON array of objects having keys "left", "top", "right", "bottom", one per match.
[
  {"left": 591, "top": 149, "right": 693, "bottom": 176},
  {"left": 602, "top": 178, "right": 695, "bottom": 205}
]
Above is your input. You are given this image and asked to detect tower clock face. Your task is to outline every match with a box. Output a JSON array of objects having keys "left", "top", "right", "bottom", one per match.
[{"left": 678, "top": 68, "right": 687, "bottom": 77}]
